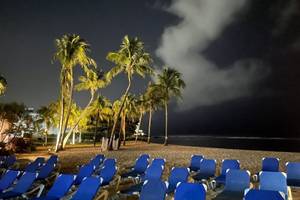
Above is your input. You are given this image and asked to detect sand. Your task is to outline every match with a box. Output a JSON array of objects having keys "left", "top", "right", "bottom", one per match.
[{"left": 16, "top": 142, "right": 300, "bottom": 199}]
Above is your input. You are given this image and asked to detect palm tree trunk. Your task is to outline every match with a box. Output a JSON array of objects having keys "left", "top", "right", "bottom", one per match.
[
  {"left": 55, "top": 80, "right": 65, "bottom": 152},
  {"left": 45, "top": 134, "right": 48, "bottom": 146},
  {"left": 93, "top": 112, "right": 100, "bottom": 147},
  {"left": 164, "top": 102, "right": 168, "bottom": 146},
  {"left": 108, "top": 78, "right": 131, "bottom": 150},
  {"left": 135, "top": 112, "right": 143, "bottom": 143},
  {"left": 79, "top": 131, "right": 82, "bottom": 143},
  {"left": 147, "top": 107, "right": 152, "bottom": 144},
  {"left": 62, "top": 91, "right": 94, "bottom": 148},
  {"left": 122, "top": 114, "right": 126, "bottom": 146},
  {"left": 72, "top": 131, "right": 75, "bottom": 145},
  {"left": 60, "top": 70, "right": 74, "bottom": 148}
]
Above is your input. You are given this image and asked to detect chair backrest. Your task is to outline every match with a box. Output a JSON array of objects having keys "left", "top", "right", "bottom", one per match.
[
  {"left": 189, "top": 155, "right": 203, "bottom": 172},
  {"left": 224, "top": 169, "right": 250, "bottom": 192},
  {"left": 286, "top": 162, "right": 300, "bottom": 183},
  {"left": 25, "top": 157, "right": 45, "bottom": 172},
  {"left": 168, "top": 167, "right": 189, "bottom": 192},
  {"left": 37, "top": 163, "right": 56, "bottom": 179},
  {"left": 46, "top": 174, "right": 75, "bottom": 198},
  {"left": 244, "top": 189, "right": 285, "bottom": 200},
  {"left": 98, "top": 166, "right": 117, "bottom": 185},
  {"left": 134, "top": 154, "right": 150, "bottom": 173},
  {"left": 259, "top": 172, "right": 287, "bottom": 195},
  {"left": 12, "top": 172, "right": 37, "bottom": 194},
  {"left": 4, "top": 155, "right": 16, "bottom": 167},
  {"left": 46, "top": 155, "right": 58, "bottom": 165},
  {"left": 102, "top": 158, "right": 116, "bottom": 168},
  {"left": 144, "top": 165, "right": 164, "bottom": 181},
  {"left": 151, "top": 158, "right": 166, "bottom": 168},
  {"left": 221, "top": 159, "right": 240, "bottom": 175},
  {"left": 199, "top": 159, "right": 216, "bottom": 177},
  {"left": 174, "top": 182, "right": 206, "bottom": 200},
  {"left": 71, "top": 177, "right": 102, "bottom": 200},
  {"left": 89, "top": 154, "right": 105, "bottom": 168},
  {"left": 140, "top": 179, "right": 168, "bottom": 200},
  {"left": 0, "top": 170, "right": 20, "bottom": 191},
  {"left": 74, "top": 164, "right": 95, "bottom": 185},
  {"left": 262, "top": 157, "right": 280, "bottom": 172}
]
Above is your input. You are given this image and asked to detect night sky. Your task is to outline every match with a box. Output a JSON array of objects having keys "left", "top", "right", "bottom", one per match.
[{"left": 1, "top": 0, "right": 300, "bottom": 138}]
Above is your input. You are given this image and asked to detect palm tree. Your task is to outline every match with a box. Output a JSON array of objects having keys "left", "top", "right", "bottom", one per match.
[
  {"left": 0, "top": 76, "right": 7, "bottom": 96},
  {"left": 106, "top": 35, "right": 153, "bottom": 149},
  {"left": 62, "top": 68, "right": 109, "bottom": 149},
  {"left": 53, "top": 34, "right": 96, "bottom": 152},
  {"left": 155, "top": 67, "right": 185, "bottom": 145},
  {"left": 144, "top": 83, "right": 163, "bottom": 144},
  {"left": 89, "top": 96, "right": 112, "bottom": 147},
  {"left": 37, "top": 105, "right": 55, "bottom": 145}
]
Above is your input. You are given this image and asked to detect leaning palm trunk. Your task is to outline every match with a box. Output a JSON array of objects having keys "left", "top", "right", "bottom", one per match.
[
  {"left": 108, "top": 78, "right": 131, "bottom": 150},
  {"left": 62, "top": 92, "right": 95, "bottom": 149},
  {"left": 55, "top": 80, "right": 65, "bottom": 152},
  {"left": 147, "top": 107, "right": 152, "bottom": 144},
  {"left": 60, "top": 70, "right": 74, "bottom": 148},
  {"left": 164, "top": 102, "right": 168, "bottom": 146},
  {"left": 93, "top": 112, "right": 100, "bottom": 147}
]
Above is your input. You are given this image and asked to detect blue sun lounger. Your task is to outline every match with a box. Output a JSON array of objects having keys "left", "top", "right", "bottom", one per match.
[
  {"left": 121, "top": 154, "right": 150, "bottom": 178},
  {"left": 213, "top": 159, "right": 240, "bottom": 186},
  {"left": 70, "top": 177, "right": 104, "bottom": 200},
  {"left": 151, "top": 158, "right": 166, "bottom": 168},
  {"left": 97, "top": 165, "right": 118, "bottom": 186},
  {"left": 0, "top": 170, "right": 20, "bottom": 192},
  {"left": 74, "top": 164, "right": 95, "bottom": 185},
  {"left": 0, "top": 155, "right": 16, "bottom": 169},
  {"left": 214, "top": 169, "right": 250, "bottom": 200},
  {"left": 46, "top": 155, "right": 58, "bottom": 166},
  {"left": 0, "top": 172, "right": 38, "bottom": 199},
  {"left": 36, "top": 163, "right": 56, "bottom": 180},
  {"left": 25, "top": 157, "right": 45, "bottom": 172},
  {"left": 174, "top": 182, "right": 206, "bottom": 200},
  {"left": 139, "top": 179, "right": 168, "bottom": 200},
  {"left": 166, "top": 167, "right": 189, "bottom": 194},
  {"left": 89, "top": 154, "right": 105, "bottom": 169},
  {"left": 193, "top": 159, "right": 216, "bottom": 182},
  {"left": 31, "top": 174, "right": 75, "bottom": 200},
  {"left": 253, "top": 157, "right": 280, "bottom": 182},
  {"left": 189, "top": 155, "right": 204, "bottom": 172},
  {"left": 244, "top": 189, "right": 285, "bottom": 200},
  {"left": 286, "top": 162, "right": 300, "bottom": 187}
]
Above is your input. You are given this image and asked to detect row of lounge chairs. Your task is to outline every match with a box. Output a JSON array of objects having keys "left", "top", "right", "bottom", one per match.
[{"left": 0, "top": 154, "right": 298, "bottom": 199}]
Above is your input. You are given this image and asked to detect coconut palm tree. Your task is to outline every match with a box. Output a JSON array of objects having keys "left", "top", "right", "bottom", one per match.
[
  {"left": 144, "top": 83, "right": 163, "bottom": 143},
  {"left": 0, "top": 76, "right": 7, "bottom": 96},
  {"left": 53, "top": 34, "right": 96, "bottom": 152},
  {"left": 106, "top": 35, "right": 153, "bottom": 149},
  {"left": 155, "top": 67, "right": 185, "bottom": 146}
]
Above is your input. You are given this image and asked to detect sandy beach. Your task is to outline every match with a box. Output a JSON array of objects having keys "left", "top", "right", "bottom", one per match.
[{"left": 17, "top": 142, "right": 300, "bottom": 199}]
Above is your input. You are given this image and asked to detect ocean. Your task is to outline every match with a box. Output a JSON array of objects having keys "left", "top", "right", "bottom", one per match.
[{"left": 151, "top": 135, "right": 300, "bottom": 152}]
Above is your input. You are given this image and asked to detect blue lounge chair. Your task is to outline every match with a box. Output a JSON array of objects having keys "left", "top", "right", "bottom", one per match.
[
  {"left": 98, "top": 165, "right": 118, "bottom": 186},
  {"left": 25, "top": 157, "right": 45, "bottom": 172},
  {"left": 140, "top": 179, "right": 168, "bottom": 200},
  {"left": 102, "top": 158, "right": 116, "bottom": 168},
  {"left": 0, "top": 155, "right": 16, "bottom": 169},
  {"left": 31, "top": 174, "right": 75, "bottom": 200},
  {"left": 74, "top": 164, "right": 95, "bottom": 185},
  {"left": 286, "top": 162, "right": 300, "bottom": 187},
  {"left": 120, "top": 165, "right": 164, "bottom": 195},
  {"left": 189, "top": 155, "right": 203, "bottom": 172},
  {"left": 214, "top": 169, "right": 250, "bottom": 200},
  {"left": 36, "top": 163, "right": 56, "bottom": 180},
  {"left": 193, "top": 159, "right": 216, "bottom": 182},
  {"left": 89, "top": 154, "right": 105, "bottom": 169},
  {"left": 151, "top": 158, "right": 166, "bottom": 167},
  {"left": 262, "top": 157, "right": 280, "bottom": 172},
  {"left": 46, "top": 155, "right": 58, "bottom": 166},
  {"left": 244, "top": 189, "right": 285, "bottom": 200},
  {"left": 214, "top": 159, "right": 240, "bottom": 186},
  {"left": 0, "top": 172, "right": 38, "bottom": 199},
  {"left": 121, "top": 154, "right": 150, "bottom": 178},
  {"left": 70, "top": 177, "right": 103, "bottom": 200},
  {"left": 174, "top": 182, "right": 206, "bottom": 200},
  {"left": 0, "top": 170, "right": 20, "bottom": 192},
  {"left": 259, "top": 171, "right": 289, "bottom": 199},
  {"left": 167, "top": 167, "right": 189, "bottom": 194}
]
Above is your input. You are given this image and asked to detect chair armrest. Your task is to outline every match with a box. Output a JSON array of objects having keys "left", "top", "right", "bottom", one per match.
[
  {"left": 95, "top": 190, "right": 109, "bottom": 200},
  {"left": 287, "top": 186, "right": 293, "bottom": 200},
  {"left": 22, "top": 184, "right": 45, "bottom": 199}
]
